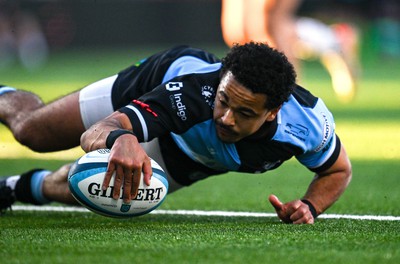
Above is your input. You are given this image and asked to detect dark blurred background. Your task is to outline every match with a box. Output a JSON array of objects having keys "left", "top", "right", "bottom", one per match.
[{"left": 0, "top": 0, "right": 399, "bottom": 69}]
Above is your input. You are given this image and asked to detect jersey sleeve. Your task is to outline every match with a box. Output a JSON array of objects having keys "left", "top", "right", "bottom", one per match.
[
  {"left": 117, "top": 72, "right": 218, "bottom": 143},
  {"left": 295, "top": 99, "right": 342, "bottom": 173}
]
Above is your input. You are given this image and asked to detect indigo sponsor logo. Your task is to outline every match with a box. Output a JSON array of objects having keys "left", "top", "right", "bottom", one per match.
[{"left": 165, "top": 81, "right": 183, "bottom": 91}]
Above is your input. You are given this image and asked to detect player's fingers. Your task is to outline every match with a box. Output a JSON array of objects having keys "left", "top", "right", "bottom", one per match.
[
  {"left": 122, "top": 168, "right": 133, "bottom": 204},
  {"left": 113, "top": 165, "right": 124, "bottom": 200},
  {"left": 131, "top": 168, "right": 141, "bottom": 200},
  {"left": 268, "top": 194, "right": 284, "bottom": 212},
  {"left": 103, "top": 162, "right": 115, "bottom": 190},
  {"left": 142, "top": 158, "right": 152, "bottom": 186},
  {"left": 292, "top": 213, "right": 314, "bottom": 224},
  {"left": 290, "top": 202, "right": 314, "bottom": 224}
]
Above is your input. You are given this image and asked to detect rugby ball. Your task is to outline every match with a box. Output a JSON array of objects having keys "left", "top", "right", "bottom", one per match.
[{"left": 68, "top": 149, "right": 168, "bottom": 218}]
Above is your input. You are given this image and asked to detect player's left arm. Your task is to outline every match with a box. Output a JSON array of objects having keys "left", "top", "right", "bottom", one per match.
[
  {"left": 269, "top": 144, "right": 352, "bottom": 224},
  {"left": 302, "top": 144, "right": 352, "bottom": 217}
]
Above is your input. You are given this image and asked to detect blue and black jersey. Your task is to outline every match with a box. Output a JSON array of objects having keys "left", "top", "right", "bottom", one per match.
[{"left": 111, "top": 46, "right": 341, "bottom": 186}]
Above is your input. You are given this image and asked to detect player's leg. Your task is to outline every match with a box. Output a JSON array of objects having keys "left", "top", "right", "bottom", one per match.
[
  {"left": 0, "top": 164, "right": 78, "bottom": 214},
  {"left": 0, "top": 87, "right": 83, "bottom": 152},
  {"left": 221, "top": 0, "right": 273, "bottom": 47},
  {"left": 243, "top": 0, "right": 271, "bottom": 44},
  {"left": 41, "top": 164, "right": 77, "bottom": 204},
  {"left": 0, "top": 75, "right": 116, "bottom": 152},
  {"left": 294, "top": 18, "right": 359, "bottom": 102},
  {"left": 221, "top": 0, "right": 246, "bottom": 47},
  {"left": 320, "top": 23, "right": 360, "bottom": 102},
  {"left": 266, "top": 0, "right": 302, "bottom": 71},
  {"left": 0, "top": 138, "right": 182, "bottom": 214}
]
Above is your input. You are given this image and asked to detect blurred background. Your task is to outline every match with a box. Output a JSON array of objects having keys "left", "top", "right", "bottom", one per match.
[{"left": 0, "top": 0, "right": 399, "bottom": 70}]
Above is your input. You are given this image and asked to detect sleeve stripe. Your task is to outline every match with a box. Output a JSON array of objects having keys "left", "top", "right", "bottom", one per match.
[
  {"left": 311, "top": 135, "right": 342, "bottom": 173},
  {"left": 125, "top": 105, "right": 149, "bottom": 142},
  {"left": 308, "top": 135, "right": 337, "bottom": 169}
]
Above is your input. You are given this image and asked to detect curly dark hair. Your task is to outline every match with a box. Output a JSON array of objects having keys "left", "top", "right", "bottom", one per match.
[{"left": 220, "top": 42, "right": 296, "bottom": 109}]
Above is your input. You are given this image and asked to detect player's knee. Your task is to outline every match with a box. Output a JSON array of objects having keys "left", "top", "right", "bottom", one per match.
[{"left": 13, "top": 120, "right": 48, "bottom": 152}]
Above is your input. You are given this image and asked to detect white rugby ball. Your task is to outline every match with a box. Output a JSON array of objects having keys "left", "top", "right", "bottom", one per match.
[{"left": 68, "top": 149, "right": 168, "bottom": 218}]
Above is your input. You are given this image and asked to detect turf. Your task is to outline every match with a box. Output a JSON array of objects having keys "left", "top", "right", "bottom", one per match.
[
  {"left": 1, "top": 212, "right": 399, "bottom": 263},
  {"left": 0, "top": 46, "right": 399, "bottom": 263}
]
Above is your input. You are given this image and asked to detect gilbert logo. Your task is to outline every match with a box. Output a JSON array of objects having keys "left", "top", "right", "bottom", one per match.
[
  {"left": 87, "top": 183, "right": 164, "bottom": 201},
  {"left": 166, "top": 82, "right": 183, "bottom": 91}
]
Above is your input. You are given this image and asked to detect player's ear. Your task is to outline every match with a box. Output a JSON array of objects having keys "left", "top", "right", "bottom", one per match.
[{"left": 265, "top": 105, "right": 281, "bottom": 121}]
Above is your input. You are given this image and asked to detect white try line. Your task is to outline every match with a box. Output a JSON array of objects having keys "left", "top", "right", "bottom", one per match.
[{"left": 10, "top": 205, "right": 400, "bottom": 221}]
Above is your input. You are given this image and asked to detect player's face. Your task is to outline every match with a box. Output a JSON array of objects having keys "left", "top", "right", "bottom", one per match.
[{"left": 213, "top": 71, "right": 280, "bottom": 143}]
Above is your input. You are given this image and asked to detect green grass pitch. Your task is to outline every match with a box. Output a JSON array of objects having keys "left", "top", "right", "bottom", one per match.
[{"left": 0, "top": 45, "right": 399, "bottom": 263}]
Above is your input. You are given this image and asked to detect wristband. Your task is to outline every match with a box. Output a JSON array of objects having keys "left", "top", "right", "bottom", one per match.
[
  {"left": 301, "top": 199, "right": 318, "bottom": 219},
  {"left": 106, "top": 129, "right": 135, "bottom": 149}
]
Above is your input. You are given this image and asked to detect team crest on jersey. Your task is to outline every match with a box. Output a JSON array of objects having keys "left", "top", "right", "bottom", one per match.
[
  {"left": 284, "top": 123, "right": 309, "bottom": 142},
  {"left": 201, "top": 85, "right": 215, "bottom": 108}
]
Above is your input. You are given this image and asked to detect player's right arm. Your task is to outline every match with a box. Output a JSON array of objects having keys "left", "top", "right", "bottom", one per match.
[
  {"left": 80, "top": 111, "right": 152, "bottom": 204},
  {"left": 81, "top": 69, "right": 217, "bottom": 203}
]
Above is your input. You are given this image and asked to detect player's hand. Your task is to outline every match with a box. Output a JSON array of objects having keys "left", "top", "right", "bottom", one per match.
[
  {"left": 268, "top": 194, "right": 315, "bottom": 224},
  {"left": 103, "top": 134, "right": 152, "bottom": 204}
]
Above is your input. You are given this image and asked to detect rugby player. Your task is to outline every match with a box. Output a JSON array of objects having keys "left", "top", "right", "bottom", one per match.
[{"left": 0, "top": 42, "right": 352, "bottom": 224}]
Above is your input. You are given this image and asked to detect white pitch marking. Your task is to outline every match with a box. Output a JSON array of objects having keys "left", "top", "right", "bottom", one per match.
[{"left": 10, "top": 205, "right": 400, "bottom": 221}]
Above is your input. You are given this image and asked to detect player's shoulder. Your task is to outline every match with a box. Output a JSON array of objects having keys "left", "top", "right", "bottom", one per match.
[
  {"left": 166, "top": 45, "right": 220, "bottom": 61},
  {"left": 277, "top": 85, "right": 335, "bottom": 151},
  {"left": 163, "top": 56, "right": 221, "bottom": 83},
  {"left": 291, "top": 85, "right": 319, "bottom": 108},
  {"left": 284, "top": 85, "right": 332, "bottom": 116}
]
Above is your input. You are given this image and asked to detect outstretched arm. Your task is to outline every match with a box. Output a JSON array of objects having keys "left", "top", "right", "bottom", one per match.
[
  {"left": 80, "top": 111, "right": 152, "bottom": 204},
  {"left": 269, "top": 145, "right": 352, "bottom": 224}
]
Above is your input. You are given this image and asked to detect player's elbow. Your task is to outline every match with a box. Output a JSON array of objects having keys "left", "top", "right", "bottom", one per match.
[
  {"left": 337, "top": 157, "right": 352, "bottom": 192},
  {"left": 80, "top": 130, "right": 92, "bottom": 152},
  {"left": 80, "top": 128, "right": 104, "bottom": 153},
  {"left": 337, "top": 145, "right": 353, "bottom": 188},
  {"left": 344, "top": 162, "right": 352, "bottom": 187},
  {"left": 342, "top": 153, "right": 353, "bottom": 186}
]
